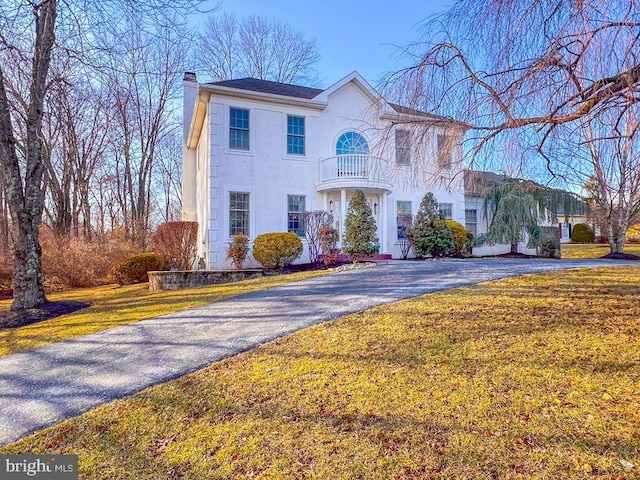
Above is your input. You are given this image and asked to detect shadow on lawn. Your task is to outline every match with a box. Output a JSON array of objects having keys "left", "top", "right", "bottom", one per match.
[{"left": 0, "top": 301, "right": 89, "bottom": 329}]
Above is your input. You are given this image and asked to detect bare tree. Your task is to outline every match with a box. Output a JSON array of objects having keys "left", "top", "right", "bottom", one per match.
[
  {"left": 153, "top": 131, "right": 183, "bottom": 224},
  {"left": 385, "top": 0, "right": 640, "bottom": 253},
  {"left": 0, "top": 1, "right": 57, "bottom": 311},
  {"left": 0, "top": 0, "right": 206, "bottom": 313},
  {"left": 103, "top": 14, "right": 188, "bottom": 247},
  {"left": 42, "top": 75, "right": 112, "bottom": 239},
  {"left": 546, "top": 108, "right": 640, "bottom": 253},
  {"left": 197, "top": 12, "right": 321, "bottom": 85},
  {"left": 303, "top": 210, "right": 333, "bottom": 263}
]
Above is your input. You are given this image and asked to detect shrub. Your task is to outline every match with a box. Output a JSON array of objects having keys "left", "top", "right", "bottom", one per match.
[
  {"left": 412, "top": 218, "right": 455, "bottom": 257},
  {"left": 342, "top": 190, "right": 379, "bottom": 261},
  {"left": 571, "top": 223, "right": 595, "bottom": 243},
  {"left": 226, "top": 233, "right": 250, "bottom": 269},
  {"left": 151, "top": 221, "right": 198, "bottom": 270},
  {"left": 446, "top": 219, "right": 472, "bottom": 256},
  {"left": 109, "top": 253, "right": 170, "bottom": 285},
  {"left": 398, "top": 213, "right": 413, "bottom": 259},
  {"left": 319, "top": 226, "right": 339, "bottom": 264},
  {"left": 303, "top": 210, "right": 334, "bottom": 263},
  {"left": 626, "top": 223, "right": 640, "bottom": 243},
  {"left": 41, "top": 229, "right": 139, "bottom": 289},
  {"left": 252, "top": 232, "right": 303, "bottom": 269},
  {"left": 408, "top": 193, "right": 455, "bottom": 257}
]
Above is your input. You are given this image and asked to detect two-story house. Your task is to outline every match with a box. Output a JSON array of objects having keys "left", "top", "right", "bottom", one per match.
[{"left": 182, "top": 71, "right": 468, "bottom": 269}]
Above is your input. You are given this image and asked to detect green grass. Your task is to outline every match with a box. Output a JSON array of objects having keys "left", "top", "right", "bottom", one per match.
[
  {"left": 0, "top": 270, "right": 330, "bottom": 357},
  {"left": 561, "top": 242, "right": 640, "bottom": 258},
  {"left": 2, "top": 266, "right": 639, "bottom": 479}
]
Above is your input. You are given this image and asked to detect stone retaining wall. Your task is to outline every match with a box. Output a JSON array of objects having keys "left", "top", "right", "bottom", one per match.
[{"left": 148, "top": 270, "right": 263, "bottom": 292}]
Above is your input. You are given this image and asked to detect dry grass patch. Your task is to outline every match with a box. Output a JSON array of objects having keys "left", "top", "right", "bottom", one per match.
[
  {"left": 2, "top": 267, "right": 639, "bottom": 479},
  {"left": 561, "top": 243, "right": 640, "bottom": 259},
  {"left": 0, "top": 270, "right": 329, "bottom": 357}
]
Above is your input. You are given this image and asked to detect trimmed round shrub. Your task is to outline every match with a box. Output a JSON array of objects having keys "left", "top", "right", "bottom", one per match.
[
  {"left": 571, "top": 223, "right": 595, "bottom": 243},
  {"left": 252, "top": 232, "right": 303, "bottom": 269},
  {"left": 446, "top": 219, "right": 472, "bottom": 256},
  {"left": 109, "top": 253, "right": 170, "bottom": 285}
]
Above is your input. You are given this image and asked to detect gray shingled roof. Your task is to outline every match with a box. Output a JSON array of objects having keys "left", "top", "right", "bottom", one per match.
[
  {"left": 206, "top": 78, "right": 449, "bottom": 120},
  {"left": 206, "top": 78, "right": 324, "bottom": 99},
  {"left": 464, "top": 169, "right": 509, "bottom": 195}
]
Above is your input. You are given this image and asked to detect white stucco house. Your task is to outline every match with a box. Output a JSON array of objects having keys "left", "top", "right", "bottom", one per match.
[{"left": 182, "top": 71, "right": 468, "bottom": 269}]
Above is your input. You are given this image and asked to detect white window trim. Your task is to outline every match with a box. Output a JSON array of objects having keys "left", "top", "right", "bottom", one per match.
[
  {"left": 284, "top": 192, "right": 309, "bottom": 242},
  {"left": 225, "top": 106, "right": 254, "bottom": 156},
  {"left": 225, "top": 186, "right": 254, "bottom": 240},
  {"left": 396, "top": 200, "right": 412, "bottom": 240},
  {"left": 284, "top": 114, "right": 307, "bottom": 159}
]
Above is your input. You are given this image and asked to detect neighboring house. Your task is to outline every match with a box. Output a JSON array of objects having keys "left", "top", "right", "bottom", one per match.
[
  {"left": 182, "top": 71, "right": 467, "bottom": 269},
  {"left": 463, "top": 170, "right": 589, "bottom": 255}
]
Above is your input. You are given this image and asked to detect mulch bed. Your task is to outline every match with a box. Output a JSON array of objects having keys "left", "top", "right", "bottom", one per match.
[
  {"left": 280, "top": 260, "right": 353, "bottom": 273},
  {"left": 0, "top": 301, "right": 89, "bottom": 329},
  {"left": 601, "top": 252, "right": 640, "bottom": 260}
]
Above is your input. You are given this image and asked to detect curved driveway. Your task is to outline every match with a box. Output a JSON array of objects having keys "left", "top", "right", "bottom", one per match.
[{"left": 0, "top": 258, "right": 632, "bottom": 446}]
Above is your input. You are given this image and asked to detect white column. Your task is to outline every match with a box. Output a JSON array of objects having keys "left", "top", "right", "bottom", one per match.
[
  {"left": 323, "top": 192, "right": 328, "bottom": 211},
  {"left": 381, "top": 192, "right": 388, "bottom": 254},
  {"left": 340, "top": 188, "right": 347, "bottom": 240}
]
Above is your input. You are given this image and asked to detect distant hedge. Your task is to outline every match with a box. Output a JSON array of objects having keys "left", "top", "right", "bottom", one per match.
[{"left": 571, "top": 223, "right": 595, "bottom": 243}]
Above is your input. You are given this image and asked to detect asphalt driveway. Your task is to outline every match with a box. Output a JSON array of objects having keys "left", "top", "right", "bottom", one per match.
[{"left": 0, "top": 257, "right": 632, "bottom": 446}]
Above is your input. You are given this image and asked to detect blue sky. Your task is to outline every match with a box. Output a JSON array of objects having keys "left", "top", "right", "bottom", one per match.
[{"left": 197, "top": 0, "right": 452, "bottom": 87}]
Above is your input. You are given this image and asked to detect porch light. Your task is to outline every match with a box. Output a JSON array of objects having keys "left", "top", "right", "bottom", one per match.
[
  {"left": 329, "top": 200, "right": 334, "bottom": 213},
  {"left": 374, "top": 202, "right": 378, "bottom": 215}
]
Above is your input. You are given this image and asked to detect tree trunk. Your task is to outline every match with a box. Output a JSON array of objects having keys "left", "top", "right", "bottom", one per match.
[
  {"left": 11, "top": 218, "right": 46, "bottom": 310},
  {"left": 510, "top": 243, "right": 518, "bottom": 254},
  {"left": 0, "top": 1, "right": 57, "bottom": 311}
]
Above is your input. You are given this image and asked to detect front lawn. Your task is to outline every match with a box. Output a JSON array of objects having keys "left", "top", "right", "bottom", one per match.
[
  {"left": 0, "top": 270, "right": 330, "bottom": 357},
  {"left": 561, "top": 242, "right": 640, "bottom": 258},
  {"left": 2, "top": 266, "right": 639, "bottom": 479}
]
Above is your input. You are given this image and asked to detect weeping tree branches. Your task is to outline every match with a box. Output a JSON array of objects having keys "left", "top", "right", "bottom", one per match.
[{"left": 385, "top": 0, "right": 640, "bottom": 253}]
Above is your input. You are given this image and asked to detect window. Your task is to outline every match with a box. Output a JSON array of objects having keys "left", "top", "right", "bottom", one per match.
[
  {"left": 439, "top": 203, "right": 453, "bottom": 219},
  {"left": 465, "top": 209, "right": 477, "bottom": 237},
  {"left": 287, "top": 116, "right": 305, "bottom": 155},
  {"left": 229, "top": 192, "right": 250, "bottom": 236},
  {"left": 397, "top": 201, "right": 412, "bottom": 239},
  {"left": 288, "top": 195, "right": 305, "bottom": 236},
  {"left": 229, "top": 108, "right": 249, "bottom": 150},
  {"left": 395, "top": 129, "right": 411, "bottom": 166},
  {"left": 437, "top": 134, "right": 452, "bottom": 169},
  {"left": 336, "top": 131, "right": 368, "bottom": 155}
]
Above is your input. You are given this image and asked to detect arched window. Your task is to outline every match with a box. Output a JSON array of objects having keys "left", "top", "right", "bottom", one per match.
[{"left": 336, "top": 132, "right": 369, "bottom": 155}]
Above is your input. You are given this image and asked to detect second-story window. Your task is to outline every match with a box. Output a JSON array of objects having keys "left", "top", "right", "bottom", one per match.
[
  {"left": 395, "top": 129, "right": 411, "bottom": 166},
  {"left": 229, "top": 107, "right": 250, "bottom": 150},
  {"left": 287, "top": 115, "right": 305, "bottom": 155},
  {"left": 437, "top": 134, "right": 452, "bottom": 169}
]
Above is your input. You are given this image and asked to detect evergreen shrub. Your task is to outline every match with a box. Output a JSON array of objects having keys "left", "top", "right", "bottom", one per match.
[
  {"left": 109, "top": 253, "right": 170, "bottom": 285},
  {"left": 252, "top": 232, "right": 303, "bottom": 269},
  {"left": 571, "top": 223, "right": 595, "bottom": 243}
]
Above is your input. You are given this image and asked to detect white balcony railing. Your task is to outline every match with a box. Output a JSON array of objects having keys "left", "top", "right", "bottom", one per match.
[{"left": 319, "top": 155, "right": 388, "bottom": 183}]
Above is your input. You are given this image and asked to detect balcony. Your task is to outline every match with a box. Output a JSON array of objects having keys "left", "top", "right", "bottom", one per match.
[{"left": 316, "top": 155, "right": 392, "bottom": 192}]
